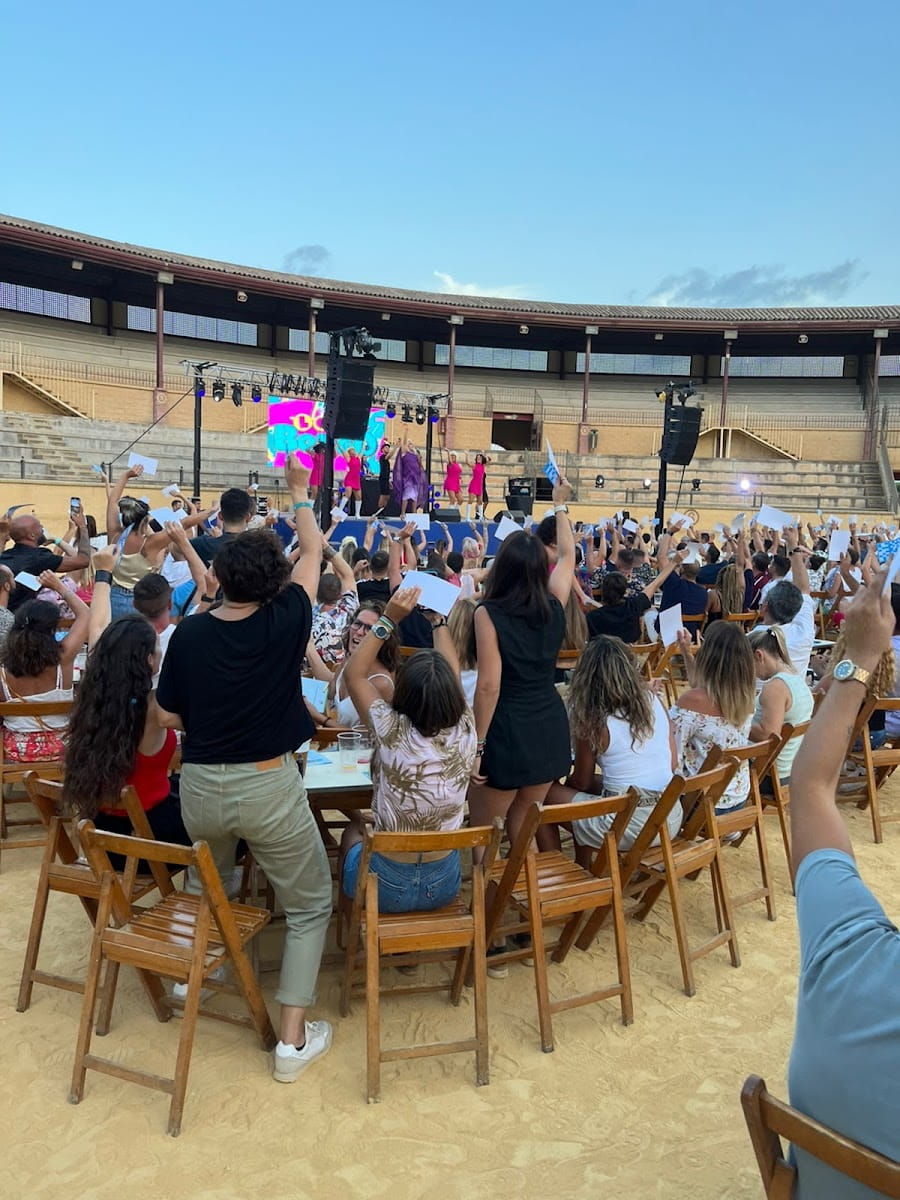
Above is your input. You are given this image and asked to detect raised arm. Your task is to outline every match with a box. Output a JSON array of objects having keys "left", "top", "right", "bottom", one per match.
[
  {"left": 322, "top": 534, "right": 357, "bottom": 598},
  {"left": 789, "top": 573, "right": 894, "bottom": 870},
  {"left": 106, "top": 464, "right": 143, "bottom": 539},
  {"left": 789, "top": 543, "right": 810, "bottom": 595},
  {"left": 548, "top": 479, "right": 575, "bottom": 606},
  {"left": 643, "top": 549, "right": 685, "bottom": 600},
  {"left": 164, "top": 521, "right": 208, "bottom": 600},
  {"left": 38, "top": 571, "right": 90, "bottom": 665},
  {"left": 86, "top": 544, "right": 119, "bottom": 650},
  {"left": 345, "top": 587, "right": 418, "bottom": 725},
  {"left": 285, "top": 452, "right": 321, "bottom": 602}
]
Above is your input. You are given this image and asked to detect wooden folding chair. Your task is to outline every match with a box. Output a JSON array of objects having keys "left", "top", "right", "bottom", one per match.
[
  {"left": 483, "top": 790, "right": 639, "bottom": 1052},
  {"left": 73, "top": 821, "right": 275, "bottom": 1136},
  {"left": 629, "top": 640, "right": 661, "bottom": 679},
  {"left": 723, "top": 611, "right": 758, "bottom": 631},
  {"left": 17, "top": 776, "right": 167, "bottom": 1016},
  {"left": 741, "top": 1075, "right": 900, "bottom": 1198},
  {"left": 650, "top": 640, "right": 697, "bottom": 707},
  {"left": 576, "top": 763, "right": 741, "bottom": 996},
  {"left": 0, "top": 698, "right": 71, "bottom": 866},
  {"left": 555, "top": 648, "right": 582, "bottom": 672},
  {"left": 690, "top": 737, "right": 781, "bottom": 921},
  {"left": 810, "top": 589, "right": 832, "bottom": 640},
  {"left": 339, "top": 821, "right": 502, "bottom": 1103},
  {"left": 838, "top": 697, "right": 900, "bottom": 843},
  {"left": 757, "top": 720, "right": 811, "bottom": 881}
]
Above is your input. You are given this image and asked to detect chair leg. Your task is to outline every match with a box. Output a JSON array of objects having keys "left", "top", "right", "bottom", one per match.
[
  {"left": 608, "top": 848, "right": 633, "bottom": 1026},
  {"left": 525, "top": 856, "right": 554, "bottom": 1053},
  {"left": 230, "top": 944, "right": 277, "bottom": 1051},
  {"left": 664, "top": 866, "right": 695, "bottom": 998},
  {"left": 575, "top": 902, "right": 611, "bottom": 953},
  {"left": 69, "top": 877, "right": 113, "bottom": 1105},
  {"left": 712, "top": 852, "right": 741, "bottom": 968},
  {"left": 633, "top": 877, "right": 667, "bottom": 922},
  {"left": 167, "top": 960, "right": 205, "bottom": 1137},
  {"left": 94, "top": 960, "right": 121, "bottom": 1036},
  {"left": 365, "top": 881, "right": 381, "bottom": 1103},
  {"left": 754, "top": 814, "right": 776, "bottom": 922},
  {"left": 868, "top": 769, "right": 884, "bottom": 844},
  {"left": 16, "top": 855, "right": 53, "bottom": 1012},
  {"left": 471, "top": 872, "right": 489, "bottom": 1086}
]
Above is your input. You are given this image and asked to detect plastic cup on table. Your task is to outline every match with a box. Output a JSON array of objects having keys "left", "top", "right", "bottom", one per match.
[
  {"left": 352, "top": 725, "right": 373, "bottom": 776},
  {"left": 337, "top": 731, "right": 361, "bottom": 772}
]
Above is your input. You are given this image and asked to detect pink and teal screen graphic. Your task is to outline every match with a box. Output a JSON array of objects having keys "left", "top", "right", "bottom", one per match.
[{"left": 266, "top": 398, "right": 387, "bottom": 473}]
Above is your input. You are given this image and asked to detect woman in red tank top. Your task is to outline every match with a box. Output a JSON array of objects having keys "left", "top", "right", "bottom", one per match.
[{"left": 63, "top": 614, "right": 191, "bottom": 852}]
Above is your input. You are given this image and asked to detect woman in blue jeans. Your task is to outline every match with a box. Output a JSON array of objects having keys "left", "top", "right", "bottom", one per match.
[{"left": 340, "top": 586, "right": 477, "bottom": 912}]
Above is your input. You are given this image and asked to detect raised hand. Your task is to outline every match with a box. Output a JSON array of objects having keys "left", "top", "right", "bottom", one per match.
[
  {"left": 91, "top": 544, "right": 121, "bottom": 574},
  {"left": 384, "top": 586, "right": 422, "bottom": 623}
]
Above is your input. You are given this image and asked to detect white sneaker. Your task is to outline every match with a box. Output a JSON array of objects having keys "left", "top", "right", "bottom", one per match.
[
  {"left": 273, "top": 1021, "right": 333, "bottom": 1083},
  {"left": 172, "top": 964, "right": 227, "bottom": 1001}
]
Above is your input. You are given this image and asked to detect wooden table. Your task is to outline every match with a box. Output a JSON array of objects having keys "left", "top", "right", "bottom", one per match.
[{"left": 304, "top": 752, "right": 373, "bottom": 812}]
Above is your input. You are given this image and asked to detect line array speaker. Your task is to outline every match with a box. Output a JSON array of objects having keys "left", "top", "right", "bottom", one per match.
[
  {"left": 661, "top": 405, "right": 703, "bottom": 466},
  {"left": 324, "top": 357, "right": 375, "bottom": 440}
]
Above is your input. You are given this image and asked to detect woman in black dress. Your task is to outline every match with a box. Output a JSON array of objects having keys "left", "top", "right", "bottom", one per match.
[
  {"left": 377, "top": 441, "right": 392, "bottom": 511},
  {"left": 469, "top": 477, "right": 575, "bottom": 851}
]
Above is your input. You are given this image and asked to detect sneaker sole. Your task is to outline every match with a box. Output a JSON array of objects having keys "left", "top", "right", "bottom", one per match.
[
  {"left": 273, "top": 1032, "right": 333, "bottom": 1084},
  {"left": 486, "top": 966, "right": 509, "bottom": 979}
]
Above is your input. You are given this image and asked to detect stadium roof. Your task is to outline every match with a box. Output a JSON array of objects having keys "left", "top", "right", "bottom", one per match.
[{"left": 1, "top": 213, "right": 898, "bottom": 348}]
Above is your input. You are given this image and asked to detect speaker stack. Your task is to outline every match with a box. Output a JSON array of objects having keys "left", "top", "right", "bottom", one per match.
[
  {"left": 324, "top": 357, "right": 375, "bottom": 440},
  {"left": 661, "top": 405, "right": 703, "bottom": 466}
]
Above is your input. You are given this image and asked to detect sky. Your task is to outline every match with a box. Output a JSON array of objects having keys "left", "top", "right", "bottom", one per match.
[{"left": 3, "top": 0, "right": 899, "bottom": 309}]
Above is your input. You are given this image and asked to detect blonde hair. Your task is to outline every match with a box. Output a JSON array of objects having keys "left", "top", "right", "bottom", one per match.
[
  {"left": 561, "top": 588, "right": 587, "bottom": 652},
  {"left": 339, "top": 535, "right": 358, "bottom": 566},
  {"left": 693, "top": 622, "right": 756, "bottom": 726},
  {"left": 568, "top": 636, "right": 654, "bottom": 751},
  {"left": 717, "top": 563, "right": 745, "bottom": 618},
  {"left": 747, "top": 625, "right": 794, "bottom": 671},
  {"left": 447, "top": 596, "right": 477, "bottom": 671},
  {"left": 462, "top": 537, "right": 480, "bottom": 559}
]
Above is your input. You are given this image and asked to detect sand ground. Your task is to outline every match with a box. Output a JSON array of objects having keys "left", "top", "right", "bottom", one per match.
[{"left": 2, "top": 786, "right": 897, "bottom": 1200}]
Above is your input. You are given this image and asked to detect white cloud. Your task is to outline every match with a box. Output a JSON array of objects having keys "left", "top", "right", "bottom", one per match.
[
  {"left": 433, "top": 271, "right": 532, "bottom": 299},
  {"left": 645, "top": 261, "right": 867, "bottom": 308}
]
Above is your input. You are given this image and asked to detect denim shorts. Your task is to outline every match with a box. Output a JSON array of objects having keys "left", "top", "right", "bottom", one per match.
[{"left": 342, "top": 843, "right": 461, "bottom": 912}]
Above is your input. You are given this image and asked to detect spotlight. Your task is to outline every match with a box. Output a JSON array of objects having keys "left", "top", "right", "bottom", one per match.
[
  {"left": 401, "top": 404, "right": 413, "bottom": 424},
  {"left": 415, "top": 405, "right": 426, "bottom": 425},
  {"left": 212, "top": 378, "right": 225, "bottom": 403},
  {"left": 691, "top": 478, "right": 701, "bottom": 492},
  {"left": 642, "top": 478, "right": 652, "bottom": 490},
  {"left": 428, "top": 406, "right": 440, "bottom": 424},
  {"left": 236, "top": 290, "right": 248, "bottom": 303},
  {"left": 798, "top": 334, "right": 809, "bottom": 344},
  {"left": 594, "top": 473, "right": 605, "bottom": 489},
  {"left": 519, "top": 325, "right": 529, "bottom": 335},
  {"left": 231, "top": 382, "right": 243, "bottom": 408},
  {"left": 280, "top": 374, "right": 294, "bottom": 395},
  {"left": 251, "top": 384, "right": 262, "bottom": 403},
  {"left": 740, "top": 478, "right": 751, "bottom": 493},
  {"left": 193, "top": 374, "right": 205, "bottom": 401},
  {"left": 386, "top": 402, "right": 396, "bottom": 419}
]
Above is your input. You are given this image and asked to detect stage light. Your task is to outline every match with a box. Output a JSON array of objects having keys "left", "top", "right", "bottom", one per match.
[
  {"left": 798, "top": 334, "right": 809, "bottom": 344},
  {"left": 594, "top": 473, "right": 605, "bottom": 489},
  {"left": 236, "top": 290, "right": 248, "bottom": 303},
  {"left": 193, "top": 374, "right": 205, "bottom": 401},
  {"left": 428, "top": 406, "right": 440, "bottom": 423},
  {"left": 415, "top": 405, "right": 426, "bottom": 425},
  {"left": 386, "top": 402, "right": 396, "bottom": 419},
  {"left": 251, "top": 384, "right": 262, "bottom": 403},
  {"left": 401, "top": 404, "right": 413, "bottom": 424},
  {"left": 691, "top": 478, "right": 702, "bottom": 492},
  {"left": 642, "top": 478, "right": 652, "bottom": 490},
  {"left": 231, "top": 382, "right": 243, "bottom": 408},
  {"left": 740, "top": 478, "right": 751, "bottom": 493},
  {"left": 212, "top": 379, "right": 225, "bottom": 403},
  {"left": 519, "top": 325, "right": 529, "bottom": 335}
]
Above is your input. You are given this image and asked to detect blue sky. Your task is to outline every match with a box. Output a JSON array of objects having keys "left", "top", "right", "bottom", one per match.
[{"left": 4, "top": 0, "right": 898, "bottom": 307}]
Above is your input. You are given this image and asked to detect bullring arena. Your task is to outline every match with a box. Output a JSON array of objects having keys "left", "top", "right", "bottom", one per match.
[{"left": 1, "top": 215, "right": 899, "bottom": 1199}]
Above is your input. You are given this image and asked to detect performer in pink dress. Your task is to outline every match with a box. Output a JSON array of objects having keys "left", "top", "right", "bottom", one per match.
[
  {"left": 443, "top": 453, "right": 463, "bottom": 506},
  {"left": 465, "top": 453, "right": 490, "bottom": 520},
  {"left": 309, "top": 443, "right": 325, "bottom": 500},
  {"left": 343, "top": 447, "right": 363, "bottom": 516}
]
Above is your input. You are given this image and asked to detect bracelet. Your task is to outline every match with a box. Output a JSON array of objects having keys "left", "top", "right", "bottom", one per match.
[
  {"left": 94, "top": 570, "right": 113, "bottom": 585},
  {"left": 200, "top": 594, "right": 217, "bottom": 604},
  {"left": 293, "top": 500, "right": 314, "bottom": 511},
  {"left": 554, "top": 504, "right": 569, "bottom": 514},
  {"left": 476, "top": 740, "right": 486, "bottom": 752},
  {"left": 377, "top": 614, "right": 396, "bottom": 631},
  {"left": 431, "top": 617, "right": 447, "bottom": 628}
]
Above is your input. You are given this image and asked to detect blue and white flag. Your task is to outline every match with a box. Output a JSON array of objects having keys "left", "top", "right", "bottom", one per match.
[{"left": 876, "top": 537, "right": 900, "bottom": 565}]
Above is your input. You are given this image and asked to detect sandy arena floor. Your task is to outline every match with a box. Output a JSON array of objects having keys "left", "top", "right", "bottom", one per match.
[{"left": 2, "top": 783, "right": 897, "bottom": 1200}]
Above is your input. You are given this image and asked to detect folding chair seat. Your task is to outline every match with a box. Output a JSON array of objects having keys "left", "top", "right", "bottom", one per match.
[
  {"left": 16, "top": 775, "right": 165, "bottom": 1016},
  {"left": 838, "top": 697, "right": 900, "bottom": 843},
  {"left": 483, "top": 790, "right": 639, "bottom": 1052},
  {"left": 690, "top": 737, "right": 781, "bottom": 921},
  {"left": 757, "top": 720, "right": 811, "bottom": 880},
  {"left": 741, "top": 1075, "right": 900, "bottom": 1198},
  {"left": 0, "top": 698, "right": 71, "bottom": 867},
  {"left": 339, "top": 821, "right": 502, "bottom": 1103},
  {"left": 577, "top": 763, "right": 741, "bottom": 997},
  {"left": 723, "top": 611, "right": 758, "bottom": 631},
  {"left": 72, "top": 821, "right": 275, "bottom": 1136}
]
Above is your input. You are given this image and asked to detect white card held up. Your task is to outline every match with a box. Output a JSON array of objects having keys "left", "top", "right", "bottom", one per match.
[
  {"left": 406, "top": 513, "right": 431, "bottom": 531},
  {"left": 659, "top": 604, "right": 683, "bottom": 648},
  {"left": 642, "top": 610, "right": 659, "bottom": 643},
  {"left": 495, "top": 516, "right": 522, "bottom": 542},
  {"left": 756, "top": 503, "right": 795, "bottom": 530},
  {"left": 301, "top": 676, "right": 329, "bottom": 713},
  {"left": 127, "top": 452, "right": 158, "bottom": 477},
  {"left": 828, "top": 530, "right": 851, "bottom": 560},
  {"left": 882, "top": 551, "right": 900, "bottom": 596},
  {"left": 162, "top": 484, "right": 180, "bottom": 498},
  {"left": 330, "top": 507, "right": 348, "bottom": 523},
  {"left": 670, "top": 511, "right": 692, "bottom": 528},
  {"left": 402, "top": 570, "right": 461, "bottom": 617},
  {"left": 683, "top": 542, "right": 703, "bottom": 564},
  {"left": 150, "top": 507, "right": 186, "bottom": 528},
  {"left": 622, "top": 518, "right": 639, "bottom": 534},
  {"left": 14, "top": 571, "right": 41, "bottom": 592}
]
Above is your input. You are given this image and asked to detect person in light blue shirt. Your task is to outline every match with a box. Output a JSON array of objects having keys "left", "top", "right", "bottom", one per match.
[{"left": 788, "top": 574, "right": 900, "bottom": 1197}]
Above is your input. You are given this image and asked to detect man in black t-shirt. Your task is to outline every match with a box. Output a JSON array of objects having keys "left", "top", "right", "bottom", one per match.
[
  {"left": 356, "top": 549, "right": 391, "bottom": 605},
  {"left": 189, "top": 487, "right": 254, "bottom": 566},
  {"left": 587, "top": 550, "right": 685, "bottom": 644},
  {"left": 158, "top": 457, "right": 333, "bottom": 1085},
  {"left": 0, "top": 514, "right": 89, "bottom": 610}
]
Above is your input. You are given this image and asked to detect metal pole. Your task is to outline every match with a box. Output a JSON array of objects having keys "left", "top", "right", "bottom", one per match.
[
  {"left": 447, "top": 324, "right": 456, "bottom": 414},
  {"left": 865, "top": 336, "right": 882, "bottom": 459},
  {"left": 192, "top": 389, "right": 202, "bottom": 505},
  {"left": 654, "top": 390, "right": 671, "bottom": 533},
  {"left": 425, "top": 414, "right": 434, "bottom": 514},
  {"left": 154, "top": 281, "right": 165, "bottom": 423},
  {"left": 719, "top": 340, "right": 731, "bottom": 455},
  {"left": 308, "top": 307, "right": 317, "bottom": 380},
  {"left": 581, "top": 333, "right": 592, "bottom": 424}
]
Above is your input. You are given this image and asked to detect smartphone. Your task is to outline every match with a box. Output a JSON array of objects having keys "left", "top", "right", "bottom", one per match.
[
  {"left": 70, "top": 497, "right": 81, "bottom": 516},
  {"left": 257, "top": 496, "right": 269, "bottom": 516}
]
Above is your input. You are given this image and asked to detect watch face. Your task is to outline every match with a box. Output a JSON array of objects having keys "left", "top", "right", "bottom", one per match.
[{"left": 833, "top": 659, "right": 854, "bottom": 681}]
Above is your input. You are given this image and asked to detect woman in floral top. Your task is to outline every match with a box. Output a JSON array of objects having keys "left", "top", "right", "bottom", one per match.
[
  {"left": 340, "top": 586, "right": 476, "bottom": 912},
  {"left": 670, "top": 621, "right": 756, "bottom": 813}
]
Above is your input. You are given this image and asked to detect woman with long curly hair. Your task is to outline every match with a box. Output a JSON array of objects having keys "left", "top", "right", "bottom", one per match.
[
  {"left": 546, "top": 635, "right": 679, "bottom": 864},
  {"left": 0, "top": 572, "right": 89, "bottom": 762},
  {"left": 321, "top": 600, "right": 399, "bottom": 728},
  {"left": 62, "top": 614, "right": 189, "bottom": 846},
  {"left": 706, "top": 562, "right": 748, "bottom": 624}
]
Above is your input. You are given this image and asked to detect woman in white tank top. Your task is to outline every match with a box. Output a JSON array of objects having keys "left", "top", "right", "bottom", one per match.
[
  {"left": 748, "top": 625, "right": 814, "bottom": 782},
  {"left": 546, "top": 635, "right": 680, "bottom": 860},
  {"left": 321, "top": 602, "right": 398, "bottom": 728}
]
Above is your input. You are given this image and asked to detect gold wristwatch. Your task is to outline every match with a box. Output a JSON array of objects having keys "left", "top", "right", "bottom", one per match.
[{"left": 832, "top": 659, "right": 871, "bottom": 686}]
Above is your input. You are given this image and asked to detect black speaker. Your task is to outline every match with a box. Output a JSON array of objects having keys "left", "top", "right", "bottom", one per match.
[
  {"left": 534, "top": 476, "right": 553, "bottom": 502},
  {"left": 324, "top": 357, "right": 375, "bottom": 439},
  {"left": 508, "top": 476, "right": 534, "bottom": 496},
  {"left": 432, "top": 507, "right": 461, "bottom": 522},
  {"left": 361, "top": 477, "right": 400, "bottom": 517},
  {"left": 661, "top": 405, "right": 703, "bottom": 466},
  {"left": 505, "top": 493, "right": 534, "bottom": 516}
]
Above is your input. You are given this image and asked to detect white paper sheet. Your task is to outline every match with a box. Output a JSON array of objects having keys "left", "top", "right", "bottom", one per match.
[
  {"left": 405, "top": 513, "right": 431, "bottom": 531},
  {"left": 882, "top": 550, "right": 900, "bottom": 596},
  {"left": 150, "top": 507, "right": 187, "bottom": 528},
  {"left": 401, "top": 570, "right": 461, "bottom": 617},
  {"left": 642, "top": 611, "right": 659, "bottom": 643},
  {"left": 622, "top": 519, "right": 639, "bottom": 534},
  {"left": 756, "top": 503, "right": 795, "bottom": 530},
  {"left": 301, "top": 676, "right": 329, "bottom": 713},
  {"left": 127, "top": 452, "right": 158, "bottom": 477},
  {"left": 683, "top": 542, "right": 703, "bottom": 565},
  {"left": 330, "top": 507, "right": 348, "bottom": 523},
  {"left": 14, "top": 571, "right": 41, "bottom": 592},
  {"left": 495, "top": 516, "right": 522, "bottom": 542},
  {"left": 659, "top": 603, "right": 683, "bottom": 648},
  {"left": 162, "top": 484, "right": 180, "bottom": 497},
  {"left": 828, "top": 530, "right": 851, "bottom": 560},
  {"left": 670, "top": 511, "right": 692, "bottom": 528}
]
